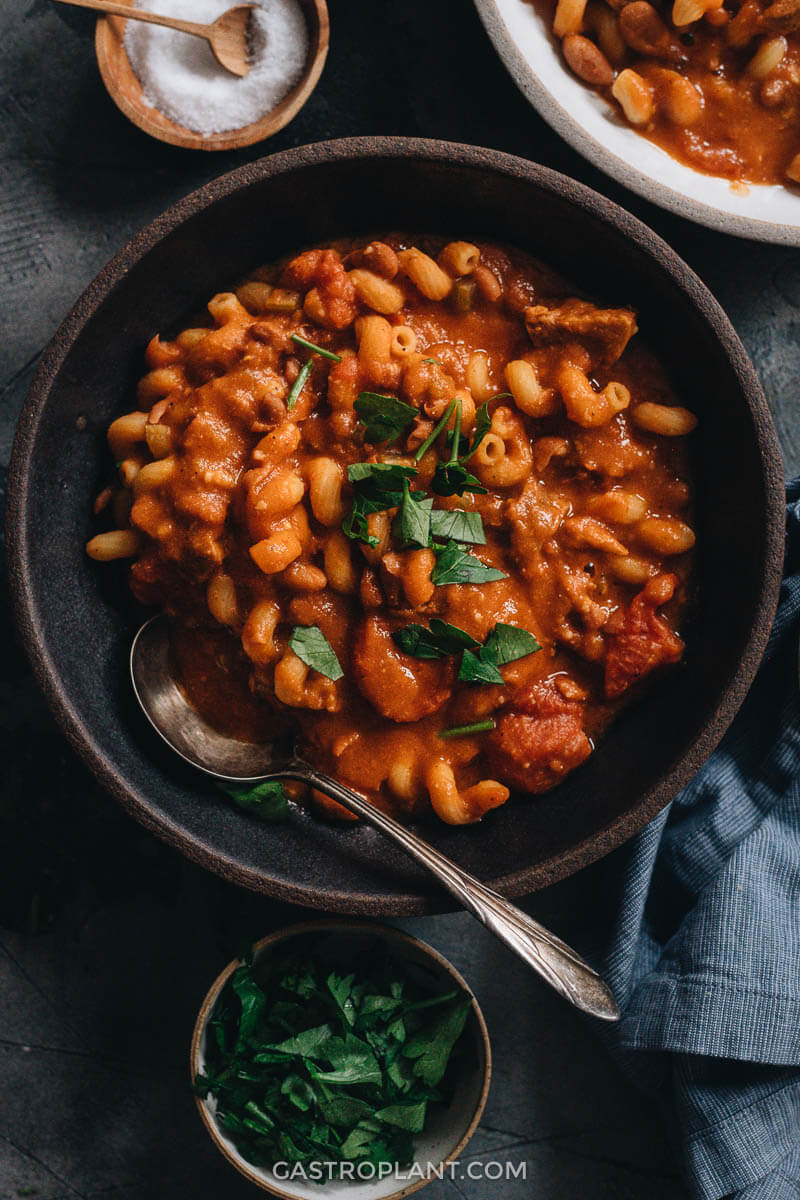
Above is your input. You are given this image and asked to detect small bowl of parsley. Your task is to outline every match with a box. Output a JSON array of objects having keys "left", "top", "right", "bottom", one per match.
[{"left": 191, "top": 921, "right": 491, "bottom": 1197}]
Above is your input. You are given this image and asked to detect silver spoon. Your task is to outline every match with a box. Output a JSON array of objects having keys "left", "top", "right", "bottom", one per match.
[{"left": 131, "top": 615, "right": 620, "bottom": 1022}]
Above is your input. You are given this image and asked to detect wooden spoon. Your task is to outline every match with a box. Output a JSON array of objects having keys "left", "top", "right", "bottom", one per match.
[{"left": 53, "top": 0, "right": 256, "bottom": 77}]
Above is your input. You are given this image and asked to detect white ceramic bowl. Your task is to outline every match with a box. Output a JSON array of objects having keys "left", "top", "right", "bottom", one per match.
[
  {"left": 190, "top": 921, "right": 491, "bottom": 1199},
  {"left": 474, "top": 0, "right": 800, "bottom": 244}
]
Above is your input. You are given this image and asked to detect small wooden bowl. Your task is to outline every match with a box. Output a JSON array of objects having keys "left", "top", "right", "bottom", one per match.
[
  {"left": 190, "top": 921, "right": 492, "bottom": 1198},
  {"left": 95, "top": 0, "right": 329, "bottom": 151}
]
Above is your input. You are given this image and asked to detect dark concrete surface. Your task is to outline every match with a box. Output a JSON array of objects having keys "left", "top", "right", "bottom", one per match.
[{"left": 1, "top": 0, "right": 797, "bottom": 1196}]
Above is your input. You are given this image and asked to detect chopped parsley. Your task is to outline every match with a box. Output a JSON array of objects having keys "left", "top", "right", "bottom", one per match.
[
  {"left": 458, "top": 650, "right": 504, "bottom": 685},
  {"left": 438, "top": 719, "right": 496, "bottom": 739},
  {"left": 290, "top": 333, "right": 342, "bottom": 362},
  {"left": 286, "top": 357, "right": 314, "bottom": 411},
  {"left": 429, "top": 509, "right": 486, "bottom": 545},
  {"left": 289, "top": 625, "right": 343, "bottom": 681},
  {"left": 342, "top": 463, "right": 418, "bottom": 547},
  {"left": 355, "top": 391, "right": 419, "bottom": 445},
  {"left": 220, "top": 780, "right": 289, "bottom": 822},
  {"left": 392, "top": 619, "right": 540, "bottom": 688},
  {"left": 392, "top": 618, "right": 480, "bottom": 660},
  {"left": 286, "top": 334, "right": 342, "bottom": 409},
  {"left": 413, "top": 397, "right": 457, "bottom": 463},
  {"left": 431, "top": 396, "right": 487, "bottom": 497},
  {"left": 483, "top": 623, "right": 542, "bottom": 665},
  {"left": 458, "top": 623, "right": 541, "bottom": 684},
  {"left": 430, "top": 540, "right": 506, "bottom": 586},
  {"left": 195, "top": 935, "right": 473, "bottom": 1174},
  {"left": 451, "top": 399, "right": 494, "bottom": 461},
  {"left": 391, "top": 480, "right": 434, "bottom": 548},
  {"left": 431, "top": 460, "right": 486, "bottom": 498}
]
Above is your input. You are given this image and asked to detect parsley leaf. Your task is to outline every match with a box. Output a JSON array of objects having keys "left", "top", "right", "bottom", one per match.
[
  {"left": 391, "top": 481, "right": 433, "bottom": 548},
  {"left": 289, "top": 625, "right": 343, "bottom": 681},
  {"left": 374, "top": 1100, "right": 428, "bottom": 1132},
  {"left": 459, "top": 400, "right": 493, "bottom": 460},
  {"left": 341, "top": 500, "right": 377, "bottom": 547},
  {"left": 347, "top": 462, "right": 417, "bottom": 486},
  {"left": 286, "top": 357, "right": 313, "bottom": 411},
  {"left": 267, "top": 1022, "right": 334, "bottom": 1059},
  {"left": 438, "top": 719, "right": 496, "bottom": 739},
  {"left": 413, "top": 397, "right": 457, "bottom": 462},
  {"left": 290, "top": 333, "right": 342, "bottom": 362},
  {"left": 392, "top": 618, "right": 480, "bottom": 660},
  {"left": 402, "top": 997, "right": 472, "bottom": 1087},
  {"left": 429, "top": 509, "right": 486, "bottom": 544},
  {"left": 307, "top": 1032, "right": 383, "bottom": 1086},
  {"left": 393, "top": 614, "right": 538, "bottom": 686},
  {"left": 281, "top": 1075, "right": 317, "bottom": 1111},
  {"left": 484, "top": 622, "right": 541, "bottom": 664},
  {"left": 431, "top": 394, "right": 488, "bottom": 496},
  {"left": 458, "top": 649, "right": 505, "bottom": 685},
  {"left": 431, "top": 461, "right": 487, "bottom": 497},
  {"left": 355, "top": 392, "right": 418, "bottom": 445},
  {"left": 458, "top": 622, "right": 541, "bottom": 684},
  {"left": 328, "top": 972, "right": 357, "bottom": 1027},
  {"left": 319, "top": 1095, "right": 375, "bottom": 1126},
  {"left": 343, "top": 463, "right": 418, "bottom": 547},
  {"left": 220, "top": 780, "right": 289, "bottom": 822},
  {"left": 430, "top": 540, "right": 507, "bottom": 586},
  {"left": 339, "top": 1124, "right": 379, "bottom": 1159},
  {"left": 230, "top": 967, "right": 267, "bottom": 1046}
]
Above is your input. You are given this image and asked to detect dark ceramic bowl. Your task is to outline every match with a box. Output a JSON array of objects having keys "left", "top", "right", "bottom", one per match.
[{"left": 7, "top": 138, "right": 784, "bottom": 914}]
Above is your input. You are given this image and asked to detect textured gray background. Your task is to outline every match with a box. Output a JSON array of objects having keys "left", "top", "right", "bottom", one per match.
[{"left": 1, "top": 1, "right": 798, "bottom": 1197}]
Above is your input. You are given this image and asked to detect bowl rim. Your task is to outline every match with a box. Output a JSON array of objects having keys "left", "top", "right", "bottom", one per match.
[
  {"left": 5, "top": 136, "right": 786, "bottom": 912},
  {"left": 188, "top": 919, "right": 493, "bottom": 1199},
  {"left": 473, "top": 0, "right": 800, "bottom": 245}
]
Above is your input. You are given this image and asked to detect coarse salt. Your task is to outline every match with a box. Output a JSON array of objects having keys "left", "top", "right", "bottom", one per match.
[{"left": 124, "top": 0, "right": 309, "bottom": 135}]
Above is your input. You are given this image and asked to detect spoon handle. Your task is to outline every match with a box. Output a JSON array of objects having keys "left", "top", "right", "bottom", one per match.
[
  {"left": 283, "top": 763, "right": 620, "bottom": 1022},
  {"left": 52, "top": 0, "right": 210, "bottom": 39}
]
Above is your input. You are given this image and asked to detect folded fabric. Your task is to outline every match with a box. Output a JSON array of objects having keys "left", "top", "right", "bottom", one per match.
[{"left": 577, "top": 480, "right": 800, "bottom": 1200}]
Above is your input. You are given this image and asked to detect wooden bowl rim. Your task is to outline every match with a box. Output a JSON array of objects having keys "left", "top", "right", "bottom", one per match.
[
  {"left": 6, "top": 137, "right": 786, "bottom": 912},
  {"left": 94, "top": 0, "right": 330, "bottom": 151},
  {"left": 189, "top": 919, "right": 493, "bottom": 1198}
]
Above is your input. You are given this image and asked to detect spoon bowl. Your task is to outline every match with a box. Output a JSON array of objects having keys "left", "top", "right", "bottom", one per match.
[
  {"left": 55, "top": 0, "right": 257, "bottom": 77},
  {"left": 207, "top": 4, "right": 256, "bottom": 77},
  {"left": 130, "top": 615, "right": 277, "bottom": 779},
  {"left": 94, "top": 0, "right": 329, "bottom": 150},
  {"left": 130, "top": 615, "right": 620, "bottom": 1022}
]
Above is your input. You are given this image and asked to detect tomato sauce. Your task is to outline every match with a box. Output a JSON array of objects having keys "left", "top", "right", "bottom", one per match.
[{"left": 91, "top": 236, "right": 696, "bottom": 825}]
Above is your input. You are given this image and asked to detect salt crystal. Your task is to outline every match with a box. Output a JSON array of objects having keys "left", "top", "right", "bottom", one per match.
[{"left": 124, "top": 0, "right": 310, "bottom": 135}]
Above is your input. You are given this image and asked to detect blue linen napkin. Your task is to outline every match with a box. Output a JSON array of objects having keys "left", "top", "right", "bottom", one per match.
[{"left": 578, "top": 480, "right": 800, "bottom": 1200}]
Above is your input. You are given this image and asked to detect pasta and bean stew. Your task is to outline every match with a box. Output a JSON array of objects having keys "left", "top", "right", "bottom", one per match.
[
  {"left": 541, "top": 0, "right": 800, "bottom": 185},
  {"left": 87, "top": 237, "right": 696, "bottom": 826}
]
